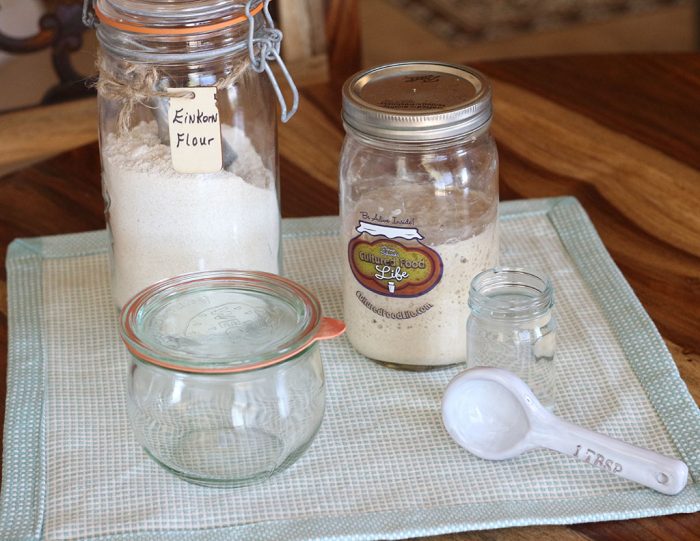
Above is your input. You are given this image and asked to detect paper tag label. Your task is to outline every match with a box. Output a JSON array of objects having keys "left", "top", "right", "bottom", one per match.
[{"left": 167, "top": 87, "right": 223, "bottom": 174}]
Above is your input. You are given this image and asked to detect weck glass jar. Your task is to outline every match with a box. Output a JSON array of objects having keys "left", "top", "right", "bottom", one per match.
[
  {"left": 466, "top": 268, "right": 557, "bottom": 410},
  {"left": 85, "top": 0, "right": 298, "bottom": 307},
  {"left": 120, "top": 270, "right": 346, "bottom": 487},
  {"left": 340, "top": 62, "right": 499, "bottom": 370}
]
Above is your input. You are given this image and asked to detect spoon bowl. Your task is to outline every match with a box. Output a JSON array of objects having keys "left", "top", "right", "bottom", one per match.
[{"left": 443, "top": 377, "right": 532, "bottom": 460}]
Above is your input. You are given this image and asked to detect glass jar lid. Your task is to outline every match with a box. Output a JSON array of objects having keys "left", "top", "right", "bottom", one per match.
[
  {"left": 120, "top": 271, "right": 345, "bottom": 373},
  {"left": 94, "top": 0, "right": 263, "bottom": 33},
  {"left": 342, "top": 62, "right": 492, "bottom": 142}
]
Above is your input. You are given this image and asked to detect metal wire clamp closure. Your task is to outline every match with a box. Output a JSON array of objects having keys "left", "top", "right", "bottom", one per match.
[
  {"left": 82, "top": 0, "right": 299, "bottom": 123},
  {"left": 82, "top": 0, "right": 96, "bottom": 28},
  {"left": 245, "top": 0, "right": 299, "bottom": 123}
]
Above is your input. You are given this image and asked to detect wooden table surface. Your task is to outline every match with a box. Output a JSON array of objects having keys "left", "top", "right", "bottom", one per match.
[{"left": 1, "top": 53, "right": 698, "bottom": 540}]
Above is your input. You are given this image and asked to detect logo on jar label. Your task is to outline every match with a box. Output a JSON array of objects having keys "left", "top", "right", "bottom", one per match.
[{"left": 348, "top": 221, "right": 443, "bottom": 297}]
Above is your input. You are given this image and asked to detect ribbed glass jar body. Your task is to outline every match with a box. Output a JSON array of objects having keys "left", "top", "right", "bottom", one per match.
[
  {"left": 95, "top": 5, "right": 280, "bottom": 308},
  {"left": 466, "top": 268, "right": 557, "bottom": 410}
]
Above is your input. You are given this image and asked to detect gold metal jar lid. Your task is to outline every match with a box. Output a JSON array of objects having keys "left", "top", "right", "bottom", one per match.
[{"left": 342, "top": 62, "right": 492, "bottom": 142}]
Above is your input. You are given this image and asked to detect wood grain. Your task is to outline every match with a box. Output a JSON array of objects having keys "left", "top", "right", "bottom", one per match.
[
  {"left": 0, "top": 97, "right": 98, "bottom": 176},
  {"left": 487, "top": 76, "right": 700, "bottom": 350},
  {"left": 423, "top": 525, "right": 593, "bottom": 541},
  {"left": 279, "top": 92, "right": 345, "bottom": 191},
  {"left": 277, "top": 0, "right": 361, "bottom": 88},
  {"left": 323, "top": 0, "right": 362, "bottom": 88},
  {"left": 279, "top": 0, "right": 328, "bottom": 63},
  {"left": 479, "top": 54, "right": 700, "bottom": 171},
  {"left": 278, "top": 0, "right": 330, "bottom": 86},
  {"left": 0, "top": 54, "right": 698, "bottom": 541}
]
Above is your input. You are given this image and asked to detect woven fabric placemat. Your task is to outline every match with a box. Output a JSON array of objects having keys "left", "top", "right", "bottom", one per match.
[{"left": 1, "top": 197, "right": 698, "bottom": 541}]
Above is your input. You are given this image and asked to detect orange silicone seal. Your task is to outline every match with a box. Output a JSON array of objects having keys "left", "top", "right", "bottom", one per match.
[{"left": 94, "top": 1, "right": 266, "bottom": 35}]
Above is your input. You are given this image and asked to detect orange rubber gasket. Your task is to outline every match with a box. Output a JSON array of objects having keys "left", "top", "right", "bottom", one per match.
[
  {"left": 121, "top": 273, "right": 323, "bottom": 374},
  {"left": 95, "top": 1, "right": 265, "bottom": 35}
]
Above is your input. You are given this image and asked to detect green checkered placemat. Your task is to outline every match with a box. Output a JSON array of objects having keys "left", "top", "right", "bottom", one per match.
[{"left": 2, "top": 197, "right": 699, "bottom": 541}]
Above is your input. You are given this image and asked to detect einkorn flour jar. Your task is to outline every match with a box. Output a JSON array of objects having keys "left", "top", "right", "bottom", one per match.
[{"left": 86, "top": 0, "right": 297, "bottom": 307}]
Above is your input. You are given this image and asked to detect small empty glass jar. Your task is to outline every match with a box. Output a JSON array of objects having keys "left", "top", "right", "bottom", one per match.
[
  {"left": 466, "top": 268, "right": 557, "bottom": 410},
  {"left": 120, "top": 271, "right": 345, "bottom": 487}
]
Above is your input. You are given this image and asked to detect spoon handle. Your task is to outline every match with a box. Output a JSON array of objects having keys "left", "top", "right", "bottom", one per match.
[{"left": 537, "top": 418, "right": 688, "bottom": 495}]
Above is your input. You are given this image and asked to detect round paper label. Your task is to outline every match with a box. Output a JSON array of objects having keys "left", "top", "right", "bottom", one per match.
[{"left": 348, "top": 222, "right": 443, "bottom": 298}]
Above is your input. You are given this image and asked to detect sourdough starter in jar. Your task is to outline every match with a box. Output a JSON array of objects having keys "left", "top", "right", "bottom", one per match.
[{"left": 340, "top": 62, "right": 499, "bottom": 369}]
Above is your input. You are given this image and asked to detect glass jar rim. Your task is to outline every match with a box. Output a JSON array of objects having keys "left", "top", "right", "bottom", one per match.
[
  {"left": 342, "top": 118, "right": 492, "bottom": 149},
  {"left": 94, "top": 0, "right": 263, "bottom": 35},
  {"left": 120, "top": 271, "right": 341, "bottom": 374},
  {"left": 468, "top": 267, "right": 554, "bottom": 319}
]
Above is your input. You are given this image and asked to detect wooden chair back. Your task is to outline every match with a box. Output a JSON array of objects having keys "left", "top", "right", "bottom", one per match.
[
  {"left": 0, "top": 0, "right": 93, "bottom": 106},
  {"left": 0, "top": 0, "right": 362, "bottom": 175},
  {"left": 276, "top": 0, "right": 362, "bottom": 87}
]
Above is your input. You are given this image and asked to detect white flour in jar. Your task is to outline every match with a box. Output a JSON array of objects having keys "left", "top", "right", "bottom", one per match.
[
  {"left": 342, "top": 188, "right": 499, "bottom": 367},
  {"left": 102, "top": 121, "right": 279, "bottom": 308}
]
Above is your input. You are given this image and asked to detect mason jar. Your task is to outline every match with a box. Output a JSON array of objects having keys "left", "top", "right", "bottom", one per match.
[
  {"left": 86, "top": 0, "right": 298, "bottom": 307},
  {"left": 120, "top": 270, "right": 346, "bottom": 487},
  {"left": 466, "top": 268, "right": 557, "bottom": 410},
  {"left": 340, "top": 62, "right": 499, "bottom": 370}
]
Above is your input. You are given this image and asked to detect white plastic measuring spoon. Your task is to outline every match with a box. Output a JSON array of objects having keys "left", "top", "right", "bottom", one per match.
[{"left": 442, "top": 367, "right": 688, "bottom": 495}]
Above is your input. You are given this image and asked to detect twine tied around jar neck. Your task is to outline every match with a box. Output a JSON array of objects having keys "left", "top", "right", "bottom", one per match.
[
  {"left": 95, "top": 52, "right": 250, "bottom": 134},
  {"left": 84, "top": 0, "right": 299, "bottom": 124}
]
